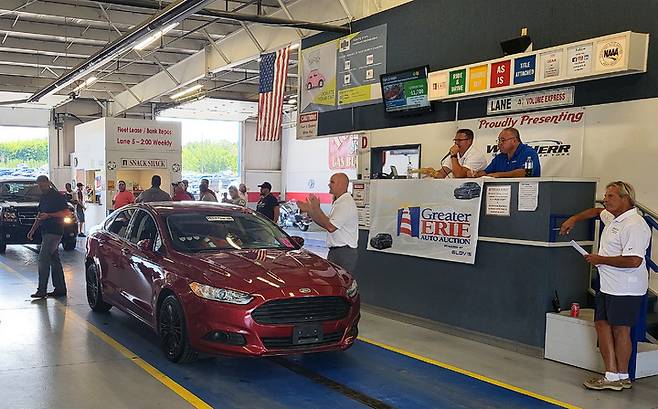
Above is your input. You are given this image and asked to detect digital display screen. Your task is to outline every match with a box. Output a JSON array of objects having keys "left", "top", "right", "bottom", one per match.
[{"left": 380, "top": 66, "right": 431, "bottom": 114}]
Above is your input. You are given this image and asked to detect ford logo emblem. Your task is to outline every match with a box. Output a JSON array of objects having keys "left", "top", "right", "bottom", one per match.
[{"left": 299, "top": 288, "right": 311, "bottom": 294}]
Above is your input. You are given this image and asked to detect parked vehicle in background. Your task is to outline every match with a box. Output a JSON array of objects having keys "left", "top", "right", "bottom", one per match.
[
  {"left": 278, "top": 201, "right": 312, "bottom": 231},
  {"left": 0, "top": 178, "right": 78, "bottom": 252}
]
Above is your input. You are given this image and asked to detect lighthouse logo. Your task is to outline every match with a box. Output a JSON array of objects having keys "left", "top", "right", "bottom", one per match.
[{"left": 397, "top": 207, "right": 420, "bottom": 238}]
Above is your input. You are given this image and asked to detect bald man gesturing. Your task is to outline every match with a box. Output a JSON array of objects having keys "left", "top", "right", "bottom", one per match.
[{"left": 298, "top": 173, "right": 359, "bottom": 273}]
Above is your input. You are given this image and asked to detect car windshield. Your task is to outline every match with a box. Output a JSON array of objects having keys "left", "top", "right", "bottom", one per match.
[
  {"left": 165, "top": 211, "right": 297, "bottom": 252},
  {"left": 0, "top": 181, "right": 42, "bottom": 202}
]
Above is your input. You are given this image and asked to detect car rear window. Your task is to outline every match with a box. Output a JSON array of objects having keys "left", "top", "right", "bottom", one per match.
[{"left": 165, "top": 211, "right": 297, "bottom": 252}]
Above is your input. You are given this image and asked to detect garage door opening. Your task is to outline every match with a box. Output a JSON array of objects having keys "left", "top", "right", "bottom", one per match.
[{"left": 0, "top": 126, "right": 49, "bottom": 178}]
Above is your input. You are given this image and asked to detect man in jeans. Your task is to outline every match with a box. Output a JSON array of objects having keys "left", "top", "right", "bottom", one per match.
[{"left": 27, "top": 175, "right": 71, "bottom": 298}]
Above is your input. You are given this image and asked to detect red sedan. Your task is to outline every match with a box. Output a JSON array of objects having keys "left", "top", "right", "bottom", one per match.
[{"left": 84, "top": 202, "right": 360, "bottom": 362}]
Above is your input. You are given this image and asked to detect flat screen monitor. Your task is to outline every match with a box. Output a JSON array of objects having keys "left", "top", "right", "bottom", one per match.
[{"left": 380, "top": 65, "right": 431, "bottom": 115}]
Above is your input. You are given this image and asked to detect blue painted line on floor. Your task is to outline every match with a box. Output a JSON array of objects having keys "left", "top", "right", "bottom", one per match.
[{"left": 1, "top": 250, "right": 562, "bottom": 409}]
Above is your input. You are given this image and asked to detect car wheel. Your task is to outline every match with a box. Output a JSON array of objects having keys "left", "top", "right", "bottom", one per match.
[
  {"left": 63, "top": 240, "right": 76, "bottom": 251},
  {"left": 306, "top": 82, "right": 312, "bottom": 90},
  {"left": 299, "top": 224, "right": 309, "bottom": 231},
  {"left": 0, "top": 241, "right": 5, "bottom": 253},
  {"left": 158, "top": 295, "right": 197, "bottom": 363},
  {"left": 318, "top": 79, "right": 324, "bottom": 87},
  {"left": 86, "top": 264, "right": 112, "bottom": 312}
]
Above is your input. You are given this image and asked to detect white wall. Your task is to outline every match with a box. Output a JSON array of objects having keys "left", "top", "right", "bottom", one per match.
[
  {"left": 0, "top": 107, "right": 50, "bottom": 127},
  {"left": 242, "top": 120, "right": 282, "bottom": 196}
]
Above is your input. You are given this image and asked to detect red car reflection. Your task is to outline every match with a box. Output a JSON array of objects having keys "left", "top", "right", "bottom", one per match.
[{"left": 85, "top": 202, "right": 360, "bottom": 363}]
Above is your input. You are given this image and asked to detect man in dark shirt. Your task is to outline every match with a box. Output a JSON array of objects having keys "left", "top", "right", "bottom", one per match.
[
  {"left": 256, "top": 182, "right": 280, "bottom": 223},
  {"left": 27, "top": 175, "right": 71, "bottom": 298}
]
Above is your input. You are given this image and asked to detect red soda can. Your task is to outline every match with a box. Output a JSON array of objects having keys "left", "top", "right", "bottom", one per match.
[{"left": 570, "top": 302, "right": 580, "bottom": 317}]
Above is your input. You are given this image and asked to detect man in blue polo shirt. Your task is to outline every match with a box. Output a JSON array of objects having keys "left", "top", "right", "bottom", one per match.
[{"left": 473, "top": 127, "right": 540, "bottom": 178}]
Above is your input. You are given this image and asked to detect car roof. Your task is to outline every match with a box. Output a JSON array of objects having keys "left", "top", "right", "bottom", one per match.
[
  {"left": 125, "top": 201, "right": 253, "bottom": 216},
  {"left": 0, "top": 177, "right": 37, "bottom": 183}
]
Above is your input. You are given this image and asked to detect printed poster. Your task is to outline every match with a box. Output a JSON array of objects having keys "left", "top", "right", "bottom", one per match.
[{"left": 367, "top": 179, "right": 484, "bottom": 264}]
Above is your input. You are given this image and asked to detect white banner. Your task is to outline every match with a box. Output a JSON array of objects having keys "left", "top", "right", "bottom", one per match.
[
  {"left": 459, "top": 107, "right": 585, "bottom": 177},
  {"left": 367, "top": 179, "right": 483, "bottom": 264}
]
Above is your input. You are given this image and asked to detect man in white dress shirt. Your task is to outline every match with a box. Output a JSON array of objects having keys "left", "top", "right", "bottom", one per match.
[
  {"left": 298, "top": 173, "right": 359, "bottom": 273},
  {"left": 560, "top": 181, "right": 650, "bottom": 391},
  {"left": 434, "top": 129, "right": 487, "bottom": 178}
]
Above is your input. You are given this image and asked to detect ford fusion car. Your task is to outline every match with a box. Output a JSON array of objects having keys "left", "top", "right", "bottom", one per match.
[
  {"left": 453, "top": 182, "right": 481, "bottom": 200},
  {"left": 84, "top": 202, "right": 360, "bottom": 363},
  {"left": 0, "top": 178, "right": 78, "bottom": 253}
]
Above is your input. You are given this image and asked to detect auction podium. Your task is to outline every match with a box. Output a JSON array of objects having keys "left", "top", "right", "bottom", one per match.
[{"left": 354, "top": 177, "right": 597, "bottom": 352}]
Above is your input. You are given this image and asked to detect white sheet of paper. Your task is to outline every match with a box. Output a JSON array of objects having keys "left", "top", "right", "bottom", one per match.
[
  {"left": 570, "top": 240, "right": 588, "bottom": 256},
  {"left": 518, "top": 181, "right": 538, "bottom": 211},
  {"left": 486, "top": 185, "right": 511, "bottom": 216}
]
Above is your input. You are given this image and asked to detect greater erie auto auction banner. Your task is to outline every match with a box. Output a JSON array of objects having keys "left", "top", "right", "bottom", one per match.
[{"left": 367, "top": 179, "right": 483, "bottom": 264}]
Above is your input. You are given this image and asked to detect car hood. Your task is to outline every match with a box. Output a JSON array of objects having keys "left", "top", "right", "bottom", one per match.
[{"left": 178, "top": 249, "right": 351, "bottom": 292}]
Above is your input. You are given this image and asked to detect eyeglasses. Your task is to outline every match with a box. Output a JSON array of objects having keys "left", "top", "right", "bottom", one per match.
[
  {"left": 453, "top": 138, "right": 470, "bottom": 142},
  {"left": 497, "top": 137, "right": 515, "bottom": 143}
]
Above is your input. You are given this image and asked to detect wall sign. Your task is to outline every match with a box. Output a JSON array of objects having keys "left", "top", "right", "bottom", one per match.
[
  {"left": 428, "top": 31, "right": 647, "bottom": 102},
  {"left": 486, "top": 87, "right": 574, "bottom": 115},
  {"left": 120, "top": 158, "right": 167, "bottom": 169}
]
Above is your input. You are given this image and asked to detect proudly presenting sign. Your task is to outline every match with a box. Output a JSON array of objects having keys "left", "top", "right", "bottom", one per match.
[
  {"left": 460, "top": 107, "right": 585, "bottom": 177},
  {"left": 486, "top": 87, "right": 574, "bottom": 115},
  {"left": 367, "top": 179, "right": 484, "bottom": 264},
  {"left": 120, "top": 158, "right": 167, "bottom": 169}
]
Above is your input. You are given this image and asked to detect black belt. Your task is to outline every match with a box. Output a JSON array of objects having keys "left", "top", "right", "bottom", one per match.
[{"left": 329, "top": 245, "right": 350, "bottom": 249}]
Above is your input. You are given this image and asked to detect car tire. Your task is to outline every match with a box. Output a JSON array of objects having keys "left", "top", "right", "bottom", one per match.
[
  {"left": 306, "top": 82, "right": 312, "bottom": 90},
  {"left": 299, "top": 224, "right": 309, "bottom": 231},
  {"left": 86, "top": 264, "right": 112, "bottom": 312},
  {"left": 158, "top": 295, "right": 197, "bottom": 363},
  {"left": 63, "top": 240, "right": 76, "bottom": 251},
  {"left": 0, "top": 241, "right": 6, "bottom": 253},
  {"left": 318, "top": 79, "right": 324, "bottom": 87}
]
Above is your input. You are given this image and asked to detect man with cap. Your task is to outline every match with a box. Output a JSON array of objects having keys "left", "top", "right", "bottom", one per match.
[
  {"left": 256, "top": 182, "right": 279, "bottom": 223},
  {"left": 27, "top": 175, "right": 71, "bottom": 298}
]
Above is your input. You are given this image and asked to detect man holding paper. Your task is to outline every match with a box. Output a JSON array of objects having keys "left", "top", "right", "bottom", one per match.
[{"left": 560, "top": 181, "right": 650, "bottom": 391}]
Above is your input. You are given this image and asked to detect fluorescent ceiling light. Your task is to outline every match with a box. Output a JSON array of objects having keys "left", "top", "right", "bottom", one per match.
[
  {"left": 170, "top": 84, "right": 203, "bottom": 99},
  {"left": 72, "top": 76, "right": 98, "bottom": 92},
  {"left": 134, "top": 23, "right": 178, "bottom": 51}
]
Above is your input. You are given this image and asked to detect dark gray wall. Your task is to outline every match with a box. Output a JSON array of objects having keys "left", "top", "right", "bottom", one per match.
[
  {"left": 355, "top": 181, "right": 596, "bottom": 348},
  {"left": 302, "top": 0, "right": 658, "bottom": 135}
]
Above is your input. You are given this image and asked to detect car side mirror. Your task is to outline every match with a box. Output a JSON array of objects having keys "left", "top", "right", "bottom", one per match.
[
  {"left": 290, "top": 236, "right": 305, "bottom": 247},
  {"left": 137, "top": 238, "right": 152, "bottom": 252}
]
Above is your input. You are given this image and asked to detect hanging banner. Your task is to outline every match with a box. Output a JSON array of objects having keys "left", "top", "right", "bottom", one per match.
[
  {"left": 328, "top": 134, "right": 358, "bottom": 169},
  {"left": 299, "top": 24, "right": 387, "bottom": 114},
  {"left": 459, "top": 107, "right": 585, "bottom": 177},
  {"left": 367, "top": 179, "right": 483, "bottom": 264}
]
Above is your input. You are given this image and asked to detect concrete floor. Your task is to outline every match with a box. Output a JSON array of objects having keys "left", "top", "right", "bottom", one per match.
[{"left": 1, "top": 239, "right": 658, "bottom": 409}]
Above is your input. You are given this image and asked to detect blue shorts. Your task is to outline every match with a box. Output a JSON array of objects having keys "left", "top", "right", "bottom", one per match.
[{"left": 594, "top": 291, "right": 644, "bottom": 327}]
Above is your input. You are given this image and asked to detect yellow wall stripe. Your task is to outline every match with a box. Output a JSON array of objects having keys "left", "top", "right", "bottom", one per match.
[{"left": 358, "top": 336, "right": 581, "bottom": 409}]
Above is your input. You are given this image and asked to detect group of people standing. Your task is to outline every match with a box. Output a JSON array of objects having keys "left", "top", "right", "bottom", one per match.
[{"left": 110, "top": 175, "right": 249, "bottom": 209}]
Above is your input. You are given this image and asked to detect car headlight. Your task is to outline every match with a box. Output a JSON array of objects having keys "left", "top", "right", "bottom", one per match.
[
  {"left": 346, "top": 279, "right": 358, "bottom": 298},
  {"left": 2, "top": 211, "right": 17, "bottom": 221},
  {"left": 189, "top": 282, "right": 253, "bottom": 305},
  {"left": 63, "top": 216, "right": 73, "bottom": 224}
]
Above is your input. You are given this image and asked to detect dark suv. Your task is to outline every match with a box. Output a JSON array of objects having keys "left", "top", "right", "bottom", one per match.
[{"left": 0, "top": 178, "right": 78, "bottom": 253}]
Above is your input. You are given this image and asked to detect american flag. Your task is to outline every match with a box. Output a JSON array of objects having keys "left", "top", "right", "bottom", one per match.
[{"left": 257, "top": 46, "right": 290, "bottom": 141}]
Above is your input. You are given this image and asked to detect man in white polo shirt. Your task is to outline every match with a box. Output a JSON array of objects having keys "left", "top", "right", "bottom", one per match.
[
  {"left": 560, "top": 181, "right": 650, "bottom": 391},
  {"left": 298, "top": 173, "right": 358, "bottom": 273},
  {"left": 434, "top": 129, "right": 488, "bottom": 178}
]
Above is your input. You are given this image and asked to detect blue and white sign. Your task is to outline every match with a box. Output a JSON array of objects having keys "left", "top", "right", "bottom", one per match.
[
  {"left": 514, "top": 55, "right": 536, "bottom": 84},
  {"left": 367, "top": 179, "right": 484, "bottom": 264}
]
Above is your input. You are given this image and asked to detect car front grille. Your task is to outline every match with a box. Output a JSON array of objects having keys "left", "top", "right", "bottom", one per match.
[
  {"left": 251, "top": 296, "right": 351, "bottom": 325},
  {"left": 261, "top": 331, "right": 343, "bottom": 349},
  {"left": 17, "top": 209, "right": 37, "bottom": 225}
]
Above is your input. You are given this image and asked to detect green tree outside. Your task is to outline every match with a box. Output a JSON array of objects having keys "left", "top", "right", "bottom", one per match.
[
  {"left": 0, "top": 139, "right": 48, "bottom": 168},
  {"left": 182, "top": 140, "right": 238, "bottom": 173}
]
